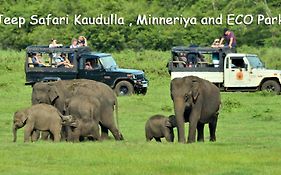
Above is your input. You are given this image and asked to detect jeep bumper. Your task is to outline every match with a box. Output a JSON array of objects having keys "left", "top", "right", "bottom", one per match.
[{"left": 134, "top": 79, "right": 149, "bottom": 94}]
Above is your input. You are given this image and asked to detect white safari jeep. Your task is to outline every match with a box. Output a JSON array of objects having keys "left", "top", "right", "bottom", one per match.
[{"left": 168, "top": 46, "right": 281, "bottom": 93}]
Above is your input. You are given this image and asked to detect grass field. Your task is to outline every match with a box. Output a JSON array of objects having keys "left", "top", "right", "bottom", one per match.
[{"left": 0, "top": 49, "right": 281, "bottom": 175}]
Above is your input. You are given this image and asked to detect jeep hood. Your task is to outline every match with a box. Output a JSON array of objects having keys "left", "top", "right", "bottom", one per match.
[
  {"left": 252, "top": 68, "right": 281, "bottom": 75},
  {"left": 109, "top": 68, "right": 144, "bottom": 75}
]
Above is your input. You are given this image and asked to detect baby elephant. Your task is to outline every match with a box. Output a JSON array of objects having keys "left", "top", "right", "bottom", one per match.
[
  {"left": 145, "top": 114, "right": 177, "bottom": 142},
  {"left": 13, "top": 104, "right": 74, "bottom": 142}
]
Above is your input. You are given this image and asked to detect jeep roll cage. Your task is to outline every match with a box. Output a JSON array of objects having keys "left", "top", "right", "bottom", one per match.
[{"left": 168, "top": 46, "right": 235, "bottom": 73}]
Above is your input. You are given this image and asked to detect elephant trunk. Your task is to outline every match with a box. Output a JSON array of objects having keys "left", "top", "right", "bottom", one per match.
[
  {"left": 173, "top": 98, "right": 186, "bottom": 143},
  {"left": 13, "top": 125, "right": 17, "bottom": 142}
]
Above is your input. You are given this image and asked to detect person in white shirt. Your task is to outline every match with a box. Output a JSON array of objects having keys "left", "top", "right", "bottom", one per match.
[
  {"left": 70, "top": 38, "right": 78, "bottom": 48},
  {"left": 49, "top": 39, "right": 63, "bottom": 48}
]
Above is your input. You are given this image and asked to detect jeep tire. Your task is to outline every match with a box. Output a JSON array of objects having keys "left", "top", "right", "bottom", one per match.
[
  {"left": 261, "top": 80, "right": 281, "bottom": 94},
  {"left": 114, "top": 81, "right": 134, "bottom": 96}
]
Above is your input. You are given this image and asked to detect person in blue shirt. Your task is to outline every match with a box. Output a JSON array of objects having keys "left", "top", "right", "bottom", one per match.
[
  {"left": 54, "top": 53, "right": 73, "bottom": 68},
  {"left": 32, "top": 53, "right": 46, "bottom": 67}
]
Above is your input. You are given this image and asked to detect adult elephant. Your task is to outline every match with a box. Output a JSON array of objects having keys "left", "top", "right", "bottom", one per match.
[
  {"left": 170, "top": 76, "right": 221, "bottom": 143},
  {"left": 71, "top": 85, "right": 123, "bottom": 140},
  {"left": 32, "top": 79, "right": 123, "bottom": 140}
]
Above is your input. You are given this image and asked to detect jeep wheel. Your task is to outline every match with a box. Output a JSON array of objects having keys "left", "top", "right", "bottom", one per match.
[
  {"left": 115, "top": 81, "right": 134, "bottom": 96},
  {"left": 261, "top": 80, "right": 281, "bottom": 94}
]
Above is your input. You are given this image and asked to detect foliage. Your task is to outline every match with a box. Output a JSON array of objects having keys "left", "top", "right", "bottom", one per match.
[{"left": 1, "top": 0, "right": 281, "bottom": 51}]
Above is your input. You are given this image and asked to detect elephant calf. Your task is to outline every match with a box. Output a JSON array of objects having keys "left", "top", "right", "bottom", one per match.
[
  {"left": 65, "top": 95, "right": 101, "bottom": 142},
  {"left": 13, "top": 104, "right": 75, "bottom": 142},
  {"left": 145, "top": 114, "right": 177, "bottom": 142}
]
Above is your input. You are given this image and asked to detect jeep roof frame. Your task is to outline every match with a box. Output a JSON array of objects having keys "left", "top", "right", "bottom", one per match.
[
  {"left": 26, "top": 46, "right": 91, "bottom": 56},
  {"left": 171, "top": 46, "right": 235, "bottom": 54}
]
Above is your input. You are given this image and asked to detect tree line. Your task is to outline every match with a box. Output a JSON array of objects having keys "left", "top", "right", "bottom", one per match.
[{"left": 0, "top": 0, "right": 280, "bottom": 52}]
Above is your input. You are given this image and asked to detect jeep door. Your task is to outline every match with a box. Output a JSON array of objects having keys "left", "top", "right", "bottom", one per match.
[
  {"left": 224, "top": 56, "right": 252, "bottom": 87},
  {"left": 78, "top": 56, "right": 105, "bottom": 82}
]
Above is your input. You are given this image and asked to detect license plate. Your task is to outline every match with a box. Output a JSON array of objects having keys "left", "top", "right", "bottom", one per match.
[{"left": 142, "top": 83, "right": 148, "bottom": 87}]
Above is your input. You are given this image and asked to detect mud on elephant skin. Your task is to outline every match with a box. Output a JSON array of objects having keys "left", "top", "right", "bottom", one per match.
[
  {"left": 170, "top": 76, "right": 221, "bottom": 143},
  {"left": 145, "top": 114, "right": 177, "bottom": 142},
  {"left": 12, "top": 104, "right": 75, "bottom": 142}
]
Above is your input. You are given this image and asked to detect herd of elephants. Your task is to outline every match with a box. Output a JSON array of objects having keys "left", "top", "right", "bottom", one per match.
[{"left": 12, "top": 76, "right": 221, "bottom": 143}]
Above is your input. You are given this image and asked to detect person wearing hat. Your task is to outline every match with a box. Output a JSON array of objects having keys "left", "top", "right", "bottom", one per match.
[{"left": 219, "top": 28, "right": 236, "bottom": 48}]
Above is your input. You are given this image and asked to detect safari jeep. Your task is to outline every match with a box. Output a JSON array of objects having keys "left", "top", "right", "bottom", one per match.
[
  {"left": 25, "top": 46, "right": 148, "bottom": 96},
  {"left": 168, "top": 46, "right": 281, "bottom": 93}
]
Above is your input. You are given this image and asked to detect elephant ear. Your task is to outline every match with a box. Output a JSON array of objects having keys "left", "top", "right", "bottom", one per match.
[
  {"left": 191, "top": 79, "right": 200, "bottom": 102},
  {"left": 18, "top": 111, "right": 28, "bottom": 124},
  {"left": 168, "top": 115, "right": 177, "bottom": 128},
  {"left": 49, "top": 86, "right": 59, "bottom": 104}
]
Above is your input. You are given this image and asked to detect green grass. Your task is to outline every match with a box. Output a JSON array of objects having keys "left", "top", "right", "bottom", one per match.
[{"left": 0, "top": 49, "right": 281, "bottom": 175}]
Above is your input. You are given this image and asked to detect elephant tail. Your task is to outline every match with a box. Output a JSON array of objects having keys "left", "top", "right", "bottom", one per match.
[{"left": 114, "top": 96, "right": 119, "bottom": 130}]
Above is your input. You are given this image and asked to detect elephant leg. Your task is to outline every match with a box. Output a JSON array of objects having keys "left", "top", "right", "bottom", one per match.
[
  {"left": 101, "top": 108, "right": 123, "bottom": 141},
  {"left": 187, "top": 106, "right": 202, "bottom": 143},
  {"left": 197, "top": 122, "right": 205, "bottom": 142},
  {"left": 66, "top": 126, "right": 73, "bottom": 142},
  {"left": 52, "top": 132, "right": 61, "bottom": 142},
  {"left": 49, "top": 132, "right": 54, "bottom": 141},
  {"left": 188, "top": 122, "right": 197, "bottom": 143},
  {"left": 164, "top": 129, "right": 173, "bottom": 142},
  {"left": 60, "top": 126, "right": 67, "bottom": 141},
  {"left": 31, "top": 130, "right": 40, "bottom": 142},
  {"left": 209, "top": 117, "right": 218, "bottom": 142},
  {"left": 176, "top": 113, "right": 186, "bottom": 143},
  {"left": 145, "top": 131, "right": 153, "bottom": 142},
  {"left": 100, "top": 124, "right": 109, "bottom": 140},
  {"left": 108, "top": 126, "right": 123, "bottom": 141},
  {"left": 71, "top": 128, "right": 80, "bottom": 142},
  {"left": 91, "top": 122, "right": 100, "bottom": 141},
  {"left": 24, "top": 124, "right": 34, "bottom": 142},
  {"left": 41, "top": 131, "right": 50, "bottom": 140},
  {"left": 50, "top": 127, "right": 61, "bottom": 142},
  {"left": 155, "top": 137, "right": 161, "bottom": 142}
]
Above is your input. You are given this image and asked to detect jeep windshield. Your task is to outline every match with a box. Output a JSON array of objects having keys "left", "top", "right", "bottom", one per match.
[
  {"left": 100, "top": 56, "right": 118, "bottom": 69},
  {"left": 247, "top": 55, "right": 264, "bottom": 69}
]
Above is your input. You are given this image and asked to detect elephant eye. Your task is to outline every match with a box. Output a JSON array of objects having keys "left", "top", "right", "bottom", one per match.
[{"left": 184, "top": 94, "right": 189, "bottom": 101}]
